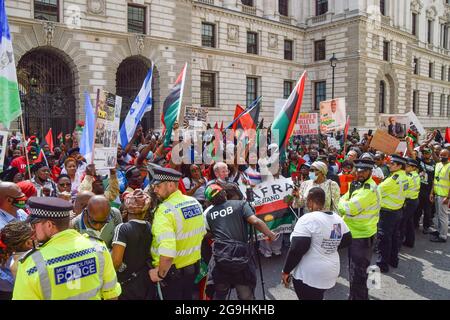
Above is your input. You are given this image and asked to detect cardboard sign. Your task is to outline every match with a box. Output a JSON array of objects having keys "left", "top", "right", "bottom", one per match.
[
  {"left": 293, "top": 113, "right": 319, "bottom": 136},
  {"left": 93, "top": 89, "right": 122, "bottom": 169},
  {"left": 320, "top": 98, "right": 346, "bottom": 133},
  {"left": 369, "top": 129, "right": 400, "bottom": 154}
]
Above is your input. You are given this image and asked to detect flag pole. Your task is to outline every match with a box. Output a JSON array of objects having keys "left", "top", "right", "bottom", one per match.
[
  {"left": 91, "top": 89, "right": 100, "bottom": 165},
  {"left": 19, "top": 114, "right": 32, "bottom": 180},
  {"left": 176, "top": 62, "right": 188, "bottom": 122}
]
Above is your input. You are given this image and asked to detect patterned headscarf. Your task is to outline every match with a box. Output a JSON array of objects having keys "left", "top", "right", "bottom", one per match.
[
  {"left": 123, "top": 189, "right": 151, "bottom": 214},
  {"left": 310, "top": 161, "right": 328, "bottom": 176}
]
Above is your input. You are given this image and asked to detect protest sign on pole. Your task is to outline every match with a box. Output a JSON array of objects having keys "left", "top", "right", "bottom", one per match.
[
  {"left": 369, "top": 129, "right": 400, "bottom": 154},
  {"left": 0, "top": 131, "right": 8, "bottom": 172},
  {"left": 93, "top": 89, "right": 122, "bottom": 169},
  {"left": 319, "top": 98, "right": 346, "bottom": 133},
  {"left": 251, "top": 176, "right": 295, "bottom": 240}
]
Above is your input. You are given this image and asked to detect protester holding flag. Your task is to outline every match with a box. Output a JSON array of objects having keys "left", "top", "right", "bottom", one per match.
[{"left": 161, "top": 63, "right": 187, "bottom": 147}]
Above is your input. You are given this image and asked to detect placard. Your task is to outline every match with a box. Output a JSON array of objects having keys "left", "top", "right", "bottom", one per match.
[
  {"left": 293, "top": 113, "right": 319, "bottom": 136},
  {"left": 182, "top": 106, "right": 208, "bottom": 130},
  {"left": 369, "top": 129, "right": 400, "bottom": 155},
  {"left": 93, "top": 89, "right": 122, "bottom": 169},
  {"left": 319, "top": 98, "right": 346, "bottom": 133},
  {"left": 379, "top": 112, "right": 425, "bottom": 139}
]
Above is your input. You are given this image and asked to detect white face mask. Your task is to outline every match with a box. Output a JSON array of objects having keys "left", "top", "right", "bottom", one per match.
[{"left": 309, "top": 172, "right": 316, "bottom": 181}]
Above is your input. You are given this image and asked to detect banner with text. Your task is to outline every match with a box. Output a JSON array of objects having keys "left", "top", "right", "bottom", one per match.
[
  {"left": 94, "top": 89, "right": 122, "bottom": 169},
  {"left": 293, "top": 112, "right": 319, "bottom": 136},
  {"left": 251, "top": 176, "right": 295, "bottom": 240}
]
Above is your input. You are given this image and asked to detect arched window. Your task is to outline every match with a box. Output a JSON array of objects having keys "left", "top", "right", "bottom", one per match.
[
  {"left": 17, "top": 48, "right": 76, "bottom": 138},
  {"left": 379, "top": 81, "right": 386, "bottom": 113},
  {"left": 116, "top": 57, "right": 158, "bottom": 131}
]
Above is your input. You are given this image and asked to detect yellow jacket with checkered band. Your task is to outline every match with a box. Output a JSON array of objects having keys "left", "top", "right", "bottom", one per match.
[
  {"left": 151, "top": 190, "right": 206, "bottom": 269},
  {"left": 12, "top": 229, "right": 121, "bottom": 300}
]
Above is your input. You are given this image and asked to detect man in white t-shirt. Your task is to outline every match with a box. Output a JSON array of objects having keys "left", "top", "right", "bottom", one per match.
[{"left": 281, "top": 187, "right": 351, "bottom": 300}]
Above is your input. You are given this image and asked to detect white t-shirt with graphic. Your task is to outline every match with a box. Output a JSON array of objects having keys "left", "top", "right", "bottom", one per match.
[{"left": 290, "top": 210, "right": 350, "bottom": 290}]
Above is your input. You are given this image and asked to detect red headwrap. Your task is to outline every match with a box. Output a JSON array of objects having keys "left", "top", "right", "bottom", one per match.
[{"left": 17, "top": 181, "right": 37, "bottom": 199}]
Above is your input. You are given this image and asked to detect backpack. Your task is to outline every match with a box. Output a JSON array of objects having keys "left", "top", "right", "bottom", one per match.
[{"left": 212, "top": 238, "right": 253, "bottom": 274}]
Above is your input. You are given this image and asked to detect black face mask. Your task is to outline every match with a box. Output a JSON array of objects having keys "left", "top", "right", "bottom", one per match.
[{"left": 441, "top": 158, "right": 449, "bottom": 164}]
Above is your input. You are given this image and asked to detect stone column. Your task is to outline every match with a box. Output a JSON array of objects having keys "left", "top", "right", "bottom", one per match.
[{"left": 263, "top": 0, "right": 276, "bottom": 19}]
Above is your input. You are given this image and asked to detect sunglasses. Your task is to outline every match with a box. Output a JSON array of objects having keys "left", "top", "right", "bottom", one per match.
[{"left": 84, "top": 209, "right": 111, "bottom": 225}]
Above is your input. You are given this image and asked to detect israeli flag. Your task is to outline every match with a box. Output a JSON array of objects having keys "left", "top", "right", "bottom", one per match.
[
  {"left": 119, "top": 64, "right": 154, "bottom": 146},
  {"left": 80, "top": 91, "right": 95, "bottom": 163}
]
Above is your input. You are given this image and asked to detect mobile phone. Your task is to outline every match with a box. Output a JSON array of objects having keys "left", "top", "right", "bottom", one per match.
[{"left": 368, "top": 129, "right": 373, "bottom": 136}]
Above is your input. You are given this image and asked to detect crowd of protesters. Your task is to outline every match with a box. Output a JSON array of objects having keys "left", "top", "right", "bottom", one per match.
[{"left": 0, "top": 122, "right": 449, "bottom": 300}]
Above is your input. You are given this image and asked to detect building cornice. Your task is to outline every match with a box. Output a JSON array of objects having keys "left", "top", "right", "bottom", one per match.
[{"left": 409, "top": 43, "right": 450, "bottom": 61}]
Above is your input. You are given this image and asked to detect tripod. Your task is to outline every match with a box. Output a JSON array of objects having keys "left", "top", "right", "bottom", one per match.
[{"left": 246, "top": 185, "right": 266, "bottom": 300}]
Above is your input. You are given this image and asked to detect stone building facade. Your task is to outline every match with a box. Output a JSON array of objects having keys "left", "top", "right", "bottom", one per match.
[{"left": 5, "top": 0, "right": 450, "bottom": 135}]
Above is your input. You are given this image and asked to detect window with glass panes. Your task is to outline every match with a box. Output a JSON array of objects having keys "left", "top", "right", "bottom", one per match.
[
  {"left": 412, "top": 13, "right": 417, "bottom": 36},
  {"left": 413, "top": 58, "right": 419, "bottom": 75},
  {"left": 442, "top": 66, "right": 446, "bottom": 81},
  {"left": 314, "top": 81, "right": 326, "bottom": 110},
  {"left": 383, "top": 41, "right": 390, "bottom": 61},
  {"left": 34, "top": 0, "right": 59, "bottom": 22},
  {"left": 448, "top": 96, "right": 450, "bottom": 117},
  {"left": 283, "top": 81, "right": 293, "bottom": 99},
  {"left": 379, "top": 81, "right": 386, "bottom": 113},
  {"left": 380, "top": 0, "right": 386, "bottom": 15},
  {"left": 314, "top": 40, "right": 326, "bottom": 61},
  {"left": 429, "top": 62, "right": 434, "bottom": 78},
  {"left": 247, "top": 32, "right": 258, "bottom": 54},
  {"left": 246, "top": 77, "right": 258, "bottom": 107},
  {"left": 279, "top": 0, "right": 288, "bottom": 16},
  {"left": 427, "top": 20, "right": 433, "bottom": 44},
  {"left": 201, "top": 72, "right": 216, "bottom": 108},
  {"left": 427, "top": 93, "right": 433, "bottom": 115},
  {"left": 241, "top": 0, "right": 253, "bottom": 6},
  {"left": 412, "top": 90, "right": 418, "bottom": 114},
  {"left": 201, "top": 23, "right": 215, "bottom": 48},
  {"left": 128, "top": 5, "right": 146, "bottom": 34},
  {"left": 284, "top": 40, "right": 293, "bottom": 60},
  {"left": 315, "top": 0, "right": 328, "bottom": 16},
  {"left": 440, "top": 94, "right": 445, "bottom": 116}
]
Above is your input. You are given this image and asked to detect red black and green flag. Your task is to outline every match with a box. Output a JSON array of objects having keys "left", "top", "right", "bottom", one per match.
[
  {"left": 271, "top": 71, "right": 306, "bottom": 158},
  {"left": 162, "top": 63, "right": 187, "bottom": 147}
]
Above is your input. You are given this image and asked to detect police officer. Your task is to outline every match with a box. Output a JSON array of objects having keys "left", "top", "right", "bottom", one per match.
[
  {"left": 338, "top": 159, "right": 380, "bottom": 300},
  {"left": 429, "top": 149, "right": 450, "bottom": 243},
  {"left": 148, "top": 166, "right": 206, "bottom": 300},
  {"left": 376, "top": 154, "right": 408, "bottom": 273},
  {"left": 13, "top": 197, "right": 121, "bottom": 300},
  {"left": 399, "top": 158, "right": 420, "bottom": 248}
]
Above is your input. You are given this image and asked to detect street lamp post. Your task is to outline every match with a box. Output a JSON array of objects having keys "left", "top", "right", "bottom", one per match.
[{"left": 329, "top": 53, "right": 338, "bottom": 99}]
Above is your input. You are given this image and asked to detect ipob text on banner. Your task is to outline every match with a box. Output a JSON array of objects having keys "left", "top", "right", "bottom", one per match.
[{"left": 251, "top": 176, "right": 295, "bottom": 240}]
